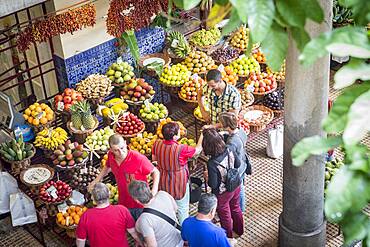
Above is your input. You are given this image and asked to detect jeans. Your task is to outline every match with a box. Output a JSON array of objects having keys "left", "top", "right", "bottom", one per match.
[
  {"left": 216, "top": 186, "right": 244, "bottom": 238},
  {"left": 175, "top": 182, "right": 190, "bottom": 225},
  {"left": 239, "top": 175, "right": 246, "bottom": 212}
]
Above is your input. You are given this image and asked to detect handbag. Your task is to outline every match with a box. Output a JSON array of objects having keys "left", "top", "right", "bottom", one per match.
[
  {"left": 9, "top": 192, "right": 37, "bottom": 227},
  {"left": 142, "top": 207, "right": 182, "bottom": 231},
  {"left": 266, "top": 125, "right": 283, "bottom": 159},
  {"left": 0, "top": 172, "right": 18, "bottom": 214}
]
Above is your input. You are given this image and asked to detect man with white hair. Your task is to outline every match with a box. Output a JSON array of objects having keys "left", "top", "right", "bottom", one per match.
[{"left": 76, "top": 183, "right": 142, "bottom": 247}]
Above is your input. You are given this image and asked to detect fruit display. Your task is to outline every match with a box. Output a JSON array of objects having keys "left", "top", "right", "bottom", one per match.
[
  {"left": 229, "top": 56, "right": 260, "bottom": 77},
  {"left": 106, "top": 183, "right": 118, "bottom": 204},
  {"left": 0, "top": 135, "right": 34, "bottom": 161},
  {"left": 182, "top": 50, "right": 217, "bottom": 74},
  {"left": 157, "top": 118, "right": 186, "bottom": 139},
  {"left": 105, "top": 61, "right": 135, "bottom": 85},
  {"left": 70, "top": 100, "right": 97, "bottom": 130},
  {"left": 222, "top": 66, "right": 239, "bottom": 86},
  {"left": 325, "top": 158, "right": 344, "bottom": 190},
  {"left": 21, "top": 165, "right": 54, "bottom": 185},
  {"left": 114, "top": 112, "right": 145, "bottom": 136},
  {"left": 159, "top": 64, "right": 190, "bottom": 87},
  {"left": 189, "top": 27, "right": 221, "bottom": 48},
  {"left": 239, "top": 90, "right": 255, "bottom": 108},
  {"left": 98, "top": 98, "right": 129, "bottom": 118},
  {"left": 210, "top": 47, "right": 240, "bottom": 64},
  {"left": 245, "top": 72, "right": 277, "bottom": 94},
  {"left": 39, "top": 180, "right": 72, "bottom": 204},
  {"left": 23, "top": 102, "right": 54, "bottom": 127},
  {"left": 129, "top": 131, "right": 157, "bottom": 156},
  {"left": 85, "top": 127, "right": 115, "bottom": 153},
  {"left": 34, "top": 127, "right": 68, "bottom": 150},
  {"left": 56, "top": 205, "right": 88, "bottom": 227},
  {"left": 72, "top": 166, "right": 100, "bottom": 190},
  {"left": 243, "top": 105, "right": 274, "bottom": 126},
  {"left": 179, "top": 138, "right": 196, "bottom": 147},
  {"left": 230, "top": 26, "right": 249, "bottom": 51},
  {"left": 267, "top": 62, "right": 286, "bottom": 82},
  {"left": 54, "top": 88, "right": 84, "bottom": 112},
  {"left": 139, "top": 102, "right": 168, "bottom": 122},
  {"left": 76, "top": 74, "right": 113, "bottom": 99},
  {"left": 179, "top": 76, "right": 204, "bottom": 102},
  {"left": 101, "top": 154, "right": 108, "bottom": 167},
  {"left": 194, "top": 100, "right": 210, "bottom": 122},
  {"left": 51, "top": 140, "right": 88, "bottom": 168},
  {"left": 263, "top": 89, "right": 284, "bottom": 111},
  {"left": 166, "top": 31, "right": 191, "bottom": 58},
  {"left": 252, "top": 48, "right": 266, "bottom": 63},
  {"left": 120, "top": 78, "right": 155, "bottom": 103}
]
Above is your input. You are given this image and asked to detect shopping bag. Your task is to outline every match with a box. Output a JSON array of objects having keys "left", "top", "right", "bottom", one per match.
[
  {"left": 0, "top": 172, "right": 18, "bottom": 214},
  {"left": 9, "top": 192, "right": 37, "bottom": 226},
  {"left": 266, "top": 125, "right": 284, "bottom": 159}
]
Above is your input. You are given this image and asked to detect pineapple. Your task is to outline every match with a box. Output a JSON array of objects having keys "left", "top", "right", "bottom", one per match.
[
  {"left": 70, "top": 103, "right": 82, "bottom": 130},
  {"left": 79, "top": 101, "right": 95, "bottom": 129}
]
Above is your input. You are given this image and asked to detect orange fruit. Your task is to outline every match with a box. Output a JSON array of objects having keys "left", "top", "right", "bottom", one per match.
[
  {"left": 40, "top": 117, "right": 48, "bottom": 125},
  {"left": 61, "top": 219, "right": 66, "bottom": 226},
  {"left": 77, "top": 211, "right": 83, "bottom": 217},
  {"left": 40, "top": 103, "right": 48, "bottom": 109},
  {"left": 75, "top": 206, "right": 81, "bottom": 213},
  {"left": 73, "top": 215, "right": 80, "bottom": 221},
  {"left": 57, "top": 212, "right": 63, "bottom": 218},
  {"left": 70, "top": 212, "right": 76, "bottom": 218},
  {"left": 24, "top": 109, "right": 31, "bottom": 116},
  {"left": 82, "top": 207, "right": 87, "bottom": 212},
  {"left": 32, "top": 118, "right": 40, "bottom": 126},
  {"left": 23, "top": 114, "right": 29, "bottom": 120},
  {"left": 35, "top": 106, "right": 42, "bottom": 113},
  {"left": 46, "top": 113, "right": 53, "bottom": 121},
  {"left": 29, "top": 105, "right": 36, "bottom": 111},
  {"left": 27, "top": 117, "right": 34, "bottom": 124},
  {"left": 45, "top": 108, "right": 53, "bottom": 114}
]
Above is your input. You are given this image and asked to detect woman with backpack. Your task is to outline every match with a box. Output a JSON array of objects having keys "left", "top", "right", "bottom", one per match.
[
  {"left": 202, "top": 128, "right": 244, "bottom": 240},
  {"left": 218, "top": 112, "right": 250, "bottom": 212}
]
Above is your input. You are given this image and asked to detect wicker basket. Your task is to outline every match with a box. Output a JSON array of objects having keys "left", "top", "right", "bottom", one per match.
[
  {"left": 178, "top": 92, "right": 198, "bottom": 109},
  {"left": 32, "top": 117, "right": 55, "bottom": 134},
  {"left": 20, "top": 164, "right": 54, "bottom": 195},
  {"left": 273, "top": 109, "right": 284, "bottom": 118},
  {"left": 251, "top": 86, "right": 277, "bottom": 100},
  {"left": 2, "top": 145, "right": 36, "bottom": 175},
  {"left": 161, "top": 84, "right": 182, "bottom": 95},
  {"left": 124, "top": 94, "right": 154, "bottom": 106},
  {"left": 67, "top": 117, "right": 99, "bottom": 144},
  {"left": 165, "top": 48, "right": 185, "bottom": 64},
  {"left": 113, "top": 123, "right": 146, "bottom": 141},
  {"left": 56, "top": 220, "right": 77, "bottom": 238},
  {"left": 55, "top": 157, "right": 88, "bottom": 170},
  {"left": 241, "top": 105, "right": 274, "bottom": 132},
  {"left": 239, "top": 90, "right": 255, "bottom": 109},
  {"left": 139, "top": 53, "right": 171, "bottom": 77}
]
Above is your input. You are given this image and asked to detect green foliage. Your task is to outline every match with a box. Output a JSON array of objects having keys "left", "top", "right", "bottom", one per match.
[
  {"left": 173, "top": 0, "right": 201, "bottom": 10},
  {"left": 291, "top": 136, "right": 343, "bottom": 166},
  {"left": 221, "top": 8, "right": 242, "bottom": 36},
  {"left": 334, "top": 59, "right": 370, "bottom": 89},
  {"left": 121, "top": 30, "right": 140, "bottom": 66}
]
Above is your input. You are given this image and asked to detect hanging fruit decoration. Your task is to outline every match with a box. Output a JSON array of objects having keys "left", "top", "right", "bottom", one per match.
[
  {"left": 106, "top": 0, "right": 168, "bottom": 37},
  {"left": 17, "top": 4, "right": 96, "bottom": 51}
]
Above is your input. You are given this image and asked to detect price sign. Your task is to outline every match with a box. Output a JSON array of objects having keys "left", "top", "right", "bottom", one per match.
[
  {"left": 80, "top": 167, "right": 88, "bottom": 175},
  {"left": 171, "top": 39, "right": 179, "bottom": 48},
  {"left": 57, "top": 102, "right": 64, "bottom": 111},
  {"left": 46, "top": 185, "right": 58, "bottom": 199},
  {"left": 246, "top": 84, "right": 255, "bottom": 93},
  {"left": 144, "top": 99, "right": 150, "bottom": 108},
  {"left": 69, "top": 143, "right": 76, "bottom": 150},
  {"left": 57, "top": 202, "right": 68, "bottom": 213},
  {"left": 239, "top": 54, "right": 246, "bottom": 59},
  {"left": 191, "top": 73, "right": 199, "bottom": 81},
  {"left": 218, "top": 64, "right": 225, "bottom": 72},
  {"left": 36, "top": 112, "right": 44, "bottom": 120},
  {"left": 116, "top": 57, "right": 123, "bottom": 63},
  {"left": 137, "top": 132, "right": 143, "bottom": 138}
]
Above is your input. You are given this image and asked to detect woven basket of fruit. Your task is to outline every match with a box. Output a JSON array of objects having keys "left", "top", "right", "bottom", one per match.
[
  {"left": 241, "top": 105, "right": 274, "bottom": 132},
  {"left": 181, "top": 50, "right": 217, "bottom": 74},
  {"left": 76, "top": 74, "right": 113, "bottom": 100},
  {"left": 106, "top": 61, "right": 135, "bottom": 86},
  {"left": 211, "top": 47, "right": 240, "bottom": 65},
  {"left": 129, "top": 131, "right": 157, "bottom": 157},
  {"left": 125, "top": 94, "right": 155, "bottom": 106},
  {"left": 245, "top": 72, "right": 278, "bottom": 98},
  {"left": 50, "top": 140, "right": 89, "bottom": 170},
  {"left": 67, "top": 117, "right": 99, "bottom": 144},
  {"left": 20, "top": 164, "right": 54, "bottom": 195},
  {"left": 178, "top": 92, "right": 198, "bottom": 108},
  {"left": 114, "top": 112, "right": 146, "bottom": 139},
  {"left": 56, "top": 205, "right": 88, "bottom": 238},
  {"left": 157, "top": 118, "right": 187, "bottom": 139},
  {"left": 121, "top": 126, "right": 145, "bottom": 139},
  {"left": 189, "top": 28, "right": 222, "bottom": 52},
  {"left": 0, "top": 136, "right": 36, "bottom": 175},
  {"left": 39, "top": 180, "right": 72, "bottom": 216},
  {"left": 239, "top": 90, "right": 255, "bottom": 109},
  {"left": 139, "top": 53, "right": 171, "bottom": 77},
  {"left": 85, "top": 127, "right": 115, "bottom": 155}
]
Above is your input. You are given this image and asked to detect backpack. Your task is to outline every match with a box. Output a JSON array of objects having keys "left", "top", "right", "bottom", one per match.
[
  {"left": 216, "top": 149, "right": 241, "bottom": 192},
  {"left": 227, "top": 132, "right": 252, "bottom": 176}
]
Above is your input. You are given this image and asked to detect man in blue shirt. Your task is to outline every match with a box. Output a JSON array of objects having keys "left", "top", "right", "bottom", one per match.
[{"left": 181, "top": 193, "right": 232, "bottom": 247}]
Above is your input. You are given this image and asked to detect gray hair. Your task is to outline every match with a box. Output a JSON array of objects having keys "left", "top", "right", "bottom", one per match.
[
  {"left": 198, "top": 193, "right": 217, "bottom": 215},
  {"left": 109, "top": 134, "right": 126, "bottom": 147},
  {"left": 128, "top": 180, "right": 153, "bottom": 204},
  {"left": 92, "top": 182, "right": 110, "bottom": 205}
]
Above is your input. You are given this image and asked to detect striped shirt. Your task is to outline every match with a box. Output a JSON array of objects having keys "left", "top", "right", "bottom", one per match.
[
  {"left": 204, "top": 83, "right": 241, "bottom": 124},
  {"left": 152, "top": 140, "right": 195, "bottom": 200}
]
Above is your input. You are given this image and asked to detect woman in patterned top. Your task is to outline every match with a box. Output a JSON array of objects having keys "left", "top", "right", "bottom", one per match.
[{"left": 152, "top": 122, "right": 203, "bottom": 224}]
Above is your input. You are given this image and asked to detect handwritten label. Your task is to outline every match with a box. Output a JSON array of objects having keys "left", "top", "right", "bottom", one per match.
[
  {"left": 144, "top": 99, "right": 150, "bottom": 108},
  {"left": 57, "top": 102, "right": 64, "bottom": 111},
  {"left": 36, "top": 112, "right": 44, "bottom": 120},
  {"left": 137, "top": 132, "right": 143, "bottom": 138},
  {"left": 171, "top": 39, "right": 179, "bottom": 48},
  {"left": 46, "top": 185, "right": 58, "bottom": 199},
  {"left": 246, "top": 84, "right": 255, "bottom": 93},
  {"left": 69, "top": 143, "right": 75, "bottom": 150},
  {"left": 191, "top": 73, "right": 199, "bottom": 81},
  {"left": 116, "top": 57, "right": 123, "bottom": 63},
  {"left": 239, "top": 54, "right": 246, "bottom": 59},
  {"left": 57, "top": 202, "right": 68, "bottom": 213},
  {"left": 80, "top": 167, "right": 88, "bottom": 175},
  {"left": 218, "top": 64, "right": 225, "bottom": 72}
]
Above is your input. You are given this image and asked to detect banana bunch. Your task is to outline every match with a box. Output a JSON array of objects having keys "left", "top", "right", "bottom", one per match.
[
  {"left": 34, "top": 127, "right": 68, "bottom": 150},
  {"left": 0, "top": 135, "right": 34, "bottom": 161},
  {"left": 167, "top": 31, "right": 191, "bottom": 58}
]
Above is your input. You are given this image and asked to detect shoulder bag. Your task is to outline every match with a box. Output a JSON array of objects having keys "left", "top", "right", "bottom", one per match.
[{"left": 142, "top": 207, "right": 182, "bottom": 231}]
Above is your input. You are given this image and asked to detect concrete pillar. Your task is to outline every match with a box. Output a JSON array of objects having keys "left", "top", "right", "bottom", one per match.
[{"left": 278, "top": 1, "right": 332, "bottom": 246}]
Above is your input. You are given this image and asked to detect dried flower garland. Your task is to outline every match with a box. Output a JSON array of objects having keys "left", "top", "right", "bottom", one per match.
[
  {"left": 17, "top": 4, "right": 96, "bottom": 51},
  {"left": 106, "top": 0, "right": 168, "bottom": 38}
]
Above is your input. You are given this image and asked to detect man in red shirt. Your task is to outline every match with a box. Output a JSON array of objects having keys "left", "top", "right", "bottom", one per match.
[
  {"left": 76, "top": 182, "right": 142, "bottom": 247},
  {"left": 88, "top": 134, "right": 160, "bottom": 220}
]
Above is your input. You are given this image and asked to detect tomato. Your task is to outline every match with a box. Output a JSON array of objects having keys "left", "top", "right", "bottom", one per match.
[
  {"left": 64, "top": 96, "right": 72, "bottom": 104},
  {"left": 55, "top": 95, "right": 63, "bottom": 102},
  {"left": 64, "top": 88, "right": 73, "bottom": 96}
]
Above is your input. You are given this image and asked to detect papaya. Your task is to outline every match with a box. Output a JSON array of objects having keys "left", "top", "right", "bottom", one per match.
[
  {"left": 26, "top": 150, "right": 34, "bottom": 157},
  {"left": 16, "top": 149, "right": 23, "bottom": 161},
  {"left": 2, "top": 153, "right": 14, "bottom": 161},
  {"left": 7, "top": 148, "right": 16, "bottom": 158}
]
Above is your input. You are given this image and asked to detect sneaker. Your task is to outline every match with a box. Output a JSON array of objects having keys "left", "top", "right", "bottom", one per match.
[{"left": 228, "top": 238, "right": 238, "bottom": 246}]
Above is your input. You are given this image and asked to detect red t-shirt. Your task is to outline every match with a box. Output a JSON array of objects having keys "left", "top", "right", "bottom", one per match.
[
  {"left": 76, "top": 205, "right": 135, "bottom": 247},
  {"left": 107, "top": 150, "right": 154, "bottom": 208},
  {"left": 162, "top": 140, "right": 196, "bottom": 165}
]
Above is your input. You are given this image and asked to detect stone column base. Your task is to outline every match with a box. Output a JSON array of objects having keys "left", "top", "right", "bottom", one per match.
[{"left": 278, "top": 215, "right": 326, "bottom": 247}]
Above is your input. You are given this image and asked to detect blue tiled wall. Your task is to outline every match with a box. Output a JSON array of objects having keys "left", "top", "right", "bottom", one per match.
[{"left": 53, "top": 27, "right": 169, "bottom": 103}]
